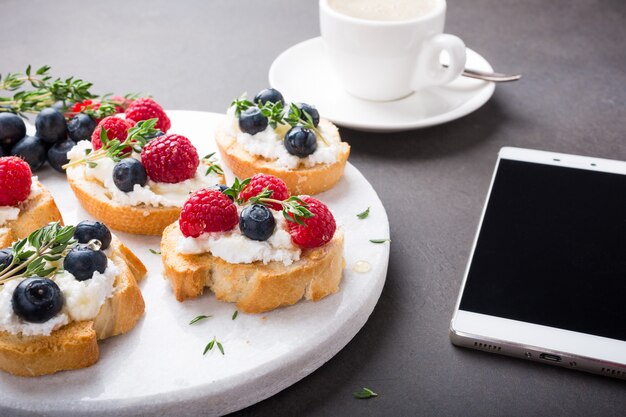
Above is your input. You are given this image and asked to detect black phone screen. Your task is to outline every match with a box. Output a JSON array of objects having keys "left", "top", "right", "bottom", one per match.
[{"left": 460, "top": 158, "right": 626, "bottom": 341}]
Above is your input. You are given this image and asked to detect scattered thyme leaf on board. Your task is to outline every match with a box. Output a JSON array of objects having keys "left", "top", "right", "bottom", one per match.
[
  {"left": 353, "top": 387, "right": 378, "bottom": 399},
  {"left": 369, "top": 239, "right": 391, "bottom": 244},
  {"left": 232, "top": 310, "right": 239, "bottom": 320},
  {"left": 189, "top": 315, "right": 212, "bottom": 325},
  {"left": 203, "top": 336, "right": 225, "bottom": 355},
  {"left": 149, "top": 249, "right": 161, "bottom": 255},
  {"left": 357, "top": 207, "right": 370, "bottom": 219}
]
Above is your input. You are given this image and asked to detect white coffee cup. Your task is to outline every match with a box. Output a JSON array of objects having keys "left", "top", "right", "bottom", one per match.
[{"left": 319, "top": 0, "right": 466, "bottom": 101}]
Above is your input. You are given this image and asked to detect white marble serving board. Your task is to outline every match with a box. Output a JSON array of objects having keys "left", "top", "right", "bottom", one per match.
[{"left": 0, "top": 111, "right": 390, "bottom": 416}]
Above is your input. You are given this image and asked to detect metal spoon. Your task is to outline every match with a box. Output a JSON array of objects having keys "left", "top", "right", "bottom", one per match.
[{"left": 443, "top": 64, "right": 522, "bottom": 82}]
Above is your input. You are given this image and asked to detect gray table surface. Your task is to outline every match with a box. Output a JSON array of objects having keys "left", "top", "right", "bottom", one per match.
[{"left": 2, "top": 0, "right": 625, "bottom": 416}]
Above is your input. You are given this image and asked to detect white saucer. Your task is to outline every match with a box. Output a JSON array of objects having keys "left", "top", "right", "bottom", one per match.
[{"left": 269, "top": 37, "right": 496, "bottom": 132}]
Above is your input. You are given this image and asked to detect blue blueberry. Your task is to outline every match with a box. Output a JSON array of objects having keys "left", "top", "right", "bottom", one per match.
[
  {"left": 0, "top": 113, "right": 26, "bottom": 150},
  {"left": 113, "top": 158, "right": 147, "bottom": 192},
  {"left": 284, "top": 126, "right": 317, "bottom": 157},
  {"left": 12, "top": 277, "right": 63, "bottom": 323},
  {"left": 67, "top": 113, "right": 96, "bottom": 142},
  {"left": 254, "top": 88, "right": 284, "bottom": 106},
  {"left": 11, "top": 135, "right": 47, "bottom": 171},
  {"left": 0, "top": 248, "right": 13, "bottom": 272},
  {"left": 63, "top": 245, "right": 108, "bottom": 281},
  {"left": 74, "top": 220, "right": 112, "bottom": 250},
  {"left": 35, "top": 108, "right": 67, "bottom": 144},
  {"left": 290, "top": 103, "right": 320, "bottom": 127},
  {"left": 239, "top": 204, "right": 276, "bottom": 241},
  {"left": 239, "top": 107, "right": 268, "bottom": 135},
  {"left": 47, "top": 139, "right": 75, "bottom": 173}
]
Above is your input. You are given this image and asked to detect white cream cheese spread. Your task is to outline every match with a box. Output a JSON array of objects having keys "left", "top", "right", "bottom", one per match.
[
  {"left": 67, "top": 141, "right": 221, "bottom": 208},
  {"left": 178, "top": 209, "right": 301, "bottom": 266},
  {"left": 225, "top": 105, "right": 343, "bottom": 170},
  {"left": 0, "top": 256, "right": 119, "bottom": 337}
]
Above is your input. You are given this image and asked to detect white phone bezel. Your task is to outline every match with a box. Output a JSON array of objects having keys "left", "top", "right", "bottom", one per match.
[{"left": 450, "top": 146, "right": 626, "bottom": 371}]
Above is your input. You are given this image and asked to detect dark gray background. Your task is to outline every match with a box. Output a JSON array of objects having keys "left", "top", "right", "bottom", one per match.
[{"left": 1, "top": 0, "right": 625, "bottom": 415}]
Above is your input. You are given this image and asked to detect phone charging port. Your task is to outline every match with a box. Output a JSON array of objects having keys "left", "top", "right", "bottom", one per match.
[{"left": 539, "top": 353, "right": 561, "bottom": 362}]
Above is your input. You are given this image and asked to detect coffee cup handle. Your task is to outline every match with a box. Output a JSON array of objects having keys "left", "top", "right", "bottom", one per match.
[{"left": 411, "top": 34, "right": 467, "bottom": 91}]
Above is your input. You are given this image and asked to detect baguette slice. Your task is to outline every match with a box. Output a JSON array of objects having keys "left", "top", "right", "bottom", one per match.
[
  {"left": 0, "top": 236, "right": 146, "bottom": 377},
  {"left": 0, "top": 180, "right": 63, "bottom": 248},
  {"left": 216, "top": 119, "right": 350, "bottom": 195},
  {"left": 66, "top": 164, "right": 225, "bottom": 236},
  {"left": 161, "top": 222, "right": 345, "bottom": 313}
]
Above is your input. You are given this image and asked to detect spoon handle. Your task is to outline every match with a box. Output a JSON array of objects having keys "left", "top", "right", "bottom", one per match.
[
  {"left": 443, "top": 64, "right": 522, "bottom": 82},
  {"left": 462, "top": 68, "right": 522, "bottom": 82}
]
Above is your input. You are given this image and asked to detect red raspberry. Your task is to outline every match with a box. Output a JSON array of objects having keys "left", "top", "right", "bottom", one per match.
[
  {"left": 0, "top": 157, "right": 33, "bottom": 206},
  {"left": 141, "top": 134, "right": 199, "bottom": 183},
  {"left": 288, "top": 196, "right": 336, "bottom": 248},
  {"left": 125, "top": 97, "right": 171, "bottom": 133},
  {"left": 179, "top": 189, "right": 239, "bottom": 237},
  {"left": 91, "top": 116, "right": 134, "bottom": 150},
  {"left": 239, "top": 174, "right": 290, "bottom": 210}
]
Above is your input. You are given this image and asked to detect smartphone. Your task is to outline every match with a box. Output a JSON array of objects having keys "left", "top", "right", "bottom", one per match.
[{"left": 450, "top": 147, "right": 626, "bottom": 379}]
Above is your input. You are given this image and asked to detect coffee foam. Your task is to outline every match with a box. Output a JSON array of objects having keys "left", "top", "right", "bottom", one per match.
[{"left": 328, "top": 0, "right": 439, "bottom": 22}]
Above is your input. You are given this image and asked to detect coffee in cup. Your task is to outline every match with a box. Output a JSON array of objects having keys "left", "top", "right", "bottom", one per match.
[{"left": 319, "top": 0, "right": 466, "bottom": 101}]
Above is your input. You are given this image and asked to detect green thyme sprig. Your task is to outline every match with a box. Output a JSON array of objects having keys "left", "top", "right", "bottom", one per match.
[
  {"left": 230, "top": 93, "right": 328, "bottom": 144},
  {"left": 230, "top": 95, "right": 254, "bottom": 117},
  {"left": 202, "top": 152, "right": 224, "bottom": 177},
  {"left": 0, "top": 222, "right": 76, "bottom": 285},
  {"left": 62, "top": 118, "right": 160, "bottom": 169},
  {"left": 203, "top": 336, "right": 225, "bottom": 355},
  {"left": 259, "top": 101, "right": 287, "bottom": 129},
  {"left": 262, "top": 101, "right": 328, "bottom": 145},
  {"left": 0, "top": 66, "right": 138, "bottom": 118},
  {"left": 0, "top": 65, "right": 97, "bottom": 116}
]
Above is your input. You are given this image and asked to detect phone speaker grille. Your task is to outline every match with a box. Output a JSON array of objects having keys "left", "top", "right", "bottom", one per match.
[
  {"left": 474, "top": 342, "right": 501, "bottom": 352},
  {"left": 601, "top": 367, "right": 626, "bottom": 379}
]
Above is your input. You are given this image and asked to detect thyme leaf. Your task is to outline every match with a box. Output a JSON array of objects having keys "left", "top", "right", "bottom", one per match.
[
  {"left": 189, "top": 315, "right": 212, "bottom": 325},
  {"left": 353, "top": 387, "right": 378, "bottom": 399},
  {"left": 369, "top": 239, "right": 391, "bottom": 244},
  {"left": 357, "top": 207, "right": 370, "bottom": 219}
]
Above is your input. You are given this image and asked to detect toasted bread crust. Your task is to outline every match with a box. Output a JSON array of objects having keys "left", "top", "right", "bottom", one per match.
[
  {"left": 0, "top": 238, "right": 146, "bottom": 377},
  {"left": 0, "top": 181, "right": 63, "bottom": 246},
  {"left": 161, "top": 222, "right": 345, "bottom": 313},
  {"left": 0, "top": 321, "right": 99, "bottom": 377},
  {"left": 216, "top": 119, "right": 350, "bottom": 195},
  {"left": 66, "top": 165, "right": 225, "bottom": 235}
]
